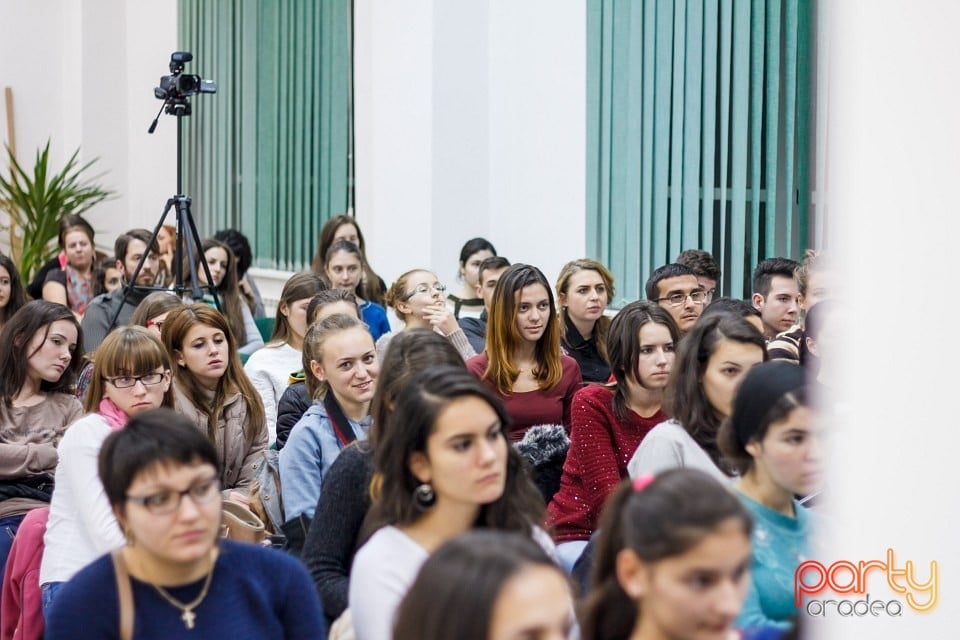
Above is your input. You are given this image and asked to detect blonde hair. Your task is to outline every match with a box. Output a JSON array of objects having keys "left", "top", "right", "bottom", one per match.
[{"left": 302, "top": 313, "right": 370, "bottom": 400}]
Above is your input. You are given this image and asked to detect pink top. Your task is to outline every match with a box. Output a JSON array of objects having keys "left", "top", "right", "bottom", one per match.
[
  {"left": 466, "top": 353, "right": 582, "bottom": 441},
  {"left": 546, "top": 384, "right": 666, "bottom": 543}
]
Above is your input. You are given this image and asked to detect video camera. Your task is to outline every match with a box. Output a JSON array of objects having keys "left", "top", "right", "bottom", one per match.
[{"left": 154, "top": 51, "right": 217, "bottom": 101}]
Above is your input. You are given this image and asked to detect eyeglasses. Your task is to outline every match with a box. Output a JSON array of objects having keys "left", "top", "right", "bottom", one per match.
[
  {"left": 656, "top": 291, "right": 707, "bottom": 307},
  {"left": 402, "top": 283, "right": 447, "bottom": 301},
  {"left": 126, "top": 476, "right": 221, "bottom": 515},
  {"left": 103, "top": 371, "right": 168, "bottom": 389},
  {"left": 704, "top": 288, "right": 716, "bottom": 303}
]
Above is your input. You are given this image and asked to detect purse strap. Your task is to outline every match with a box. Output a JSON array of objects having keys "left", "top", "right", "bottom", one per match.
[{"left": 111, "top": 549, "right": 134, "bottom": 640}]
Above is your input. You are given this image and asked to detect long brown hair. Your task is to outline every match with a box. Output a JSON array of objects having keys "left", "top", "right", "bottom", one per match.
[
  {"left": 270, "top": 271, "right": 326, "bottom": 346},
  {"left": 184, "top": 238, "right": 247, "bottom": 345},
  {"left": 483, "top": 264, "right": 563, "bottom": 394},
  {"left": 161, "top": 304, "right": 265, "bottom": 444}
]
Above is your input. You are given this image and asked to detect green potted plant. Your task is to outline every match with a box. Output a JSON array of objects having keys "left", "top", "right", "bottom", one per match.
[{"left": 0, "top": 140, "right": 114, "bottom": 283}]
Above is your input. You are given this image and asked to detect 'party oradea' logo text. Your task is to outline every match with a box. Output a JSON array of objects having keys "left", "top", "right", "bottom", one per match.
[{"left": 795, "top": 548, "right": 938, "bottom": 617}]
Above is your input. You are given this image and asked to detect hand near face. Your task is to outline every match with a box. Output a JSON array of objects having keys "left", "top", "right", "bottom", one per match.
[{"left": 422, "top": 301, "right": 459, "bottom": 336}]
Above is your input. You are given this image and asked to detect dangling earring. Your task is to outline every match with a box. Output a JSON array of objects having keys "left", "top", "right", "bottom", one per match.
[{"left": 413, "top": 483, "right": 436, "bottom": 510}]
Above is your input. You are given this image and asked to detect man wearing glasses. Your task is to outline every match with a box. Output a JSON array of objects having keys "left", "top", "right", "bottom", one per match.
[{"left": 644, "top": 263, "right": 706, "bottom": 336}]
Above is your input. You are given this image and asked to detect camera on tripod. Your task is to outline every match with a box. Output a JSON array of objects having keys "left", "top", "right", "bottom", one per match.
[{"left": 154, "top": 51, "right": 217, "bottom": 101}]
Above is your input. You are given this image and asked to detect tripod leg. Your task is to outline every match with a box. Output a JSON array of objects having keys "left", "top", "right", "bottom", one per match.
[{"left": 107, "top": 198, "right": 174, "bottom": 333}]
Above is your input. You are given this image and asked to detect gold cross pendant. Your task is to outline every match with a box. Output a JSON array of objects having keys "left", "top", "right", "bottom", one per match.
[{"left": 182, "top": 609, "right": 196, "bottom": 629}]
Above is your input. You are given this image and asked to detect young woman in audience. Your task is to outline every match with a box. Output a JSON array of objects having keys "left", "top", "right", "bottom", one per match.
[
  {"left": 0, "top": 301, "right": 83, "bottom": 577},
  {"left": 301, "top": 329, "right": 465, "bottom": 625},
  {"left": 186, "top": 238, "right": 263, "bottom": 355},
  {"left": 393, "top": 529, "right": 574, "bottom": 640},
  {"left": 39, "top": 326, "right": 174, "bottom": 611},
  {"left": 75, "top": 292, "right": 184, "bottom": 402},
  {"left": 91, "top": 256, "right": 123, "bottom": 297},
  {"left": 0, "top": 254, "right": 28, "bottom": 333},
  {"left": 579, "top": 469, "right": 754, "bottom": 640},
  {"left": 243, "top": 271, "right": 325, "bottom": 444},
  {"left": 214, "top": 228, "right": 267, "bottom": 318},
  {"left": 161, "top": 303, "right": 267, "bottom": 497},
  {"left": 348, "top": 366, "right": 547, "bottom": 640},
  {"left": 321, "top": 239, "right": 391, "bottom": 341},
  {"left": 546, "top": 301, "right": 678, "bottom": 572},
  {"left": 41, "top": 215, "right": 98, "bottom": 319},
  {"left": 378, "top": 268, "right": 475, "bottom": 361},
  {"left": 446, "top": 237, "right": 496, "bottom": 320},
  {"left": 312, "top": 214, "right": 386, "bottom": 305},
  {"left": 44, "top": 409, "right": 326, "bottom": 639},
  {"left": 278, "top": 313, "right": 378, "bottom": 549},
  {"left": 466, "top": 263, "right": 582, "bottom": 441},
  {"left": 627, "top": 312, "right": 765, "bottom": 483},
  {"left": 275, "top": 288, "right": 363, "bottom": 449},
  {"left": 719, "top": 361, "right": 821, "bottom": 631},
  {"left": 555, "top": 258, "right": 615, "bottom": 383}
]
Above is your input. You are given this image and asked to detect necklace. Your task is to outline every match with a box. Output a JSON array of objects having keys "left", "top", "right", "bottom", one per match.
[{"left": 151, "top": 566, "right": 216, "bottom": 630}]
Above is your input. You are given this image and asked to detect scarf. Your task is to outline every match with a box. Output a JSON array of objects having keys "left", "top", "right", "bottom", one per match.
[{"left": 99, "top": 397, "right": 129, "bottom": 431}]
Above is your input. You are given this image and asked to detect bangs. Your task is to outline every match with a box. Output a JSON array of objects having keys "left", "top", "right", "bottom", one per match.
[{"left": 98, "top": 333, "right": 170, "bottom": 378}]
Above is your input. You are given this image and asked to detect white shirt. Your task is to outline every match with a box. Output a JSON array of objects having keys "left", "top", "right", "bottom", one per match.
[
  {"left": 39, "top": 413, "right": 124, "bottom": 586},
  {"left": 243, "top": 341, "right": 301, "bottom": 445},
  {"left": 627, "top": 419, "right": 733, "bottom": 485}
]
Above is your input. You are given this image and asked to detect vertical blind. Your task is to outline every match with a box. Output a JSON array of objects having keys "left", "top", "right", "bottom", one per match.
[
  {"left": 178, "top": 0, "right": 352, "bottom": 271},
  {"left": 586, "top": 0, "right": 813, "bottom": 303}
]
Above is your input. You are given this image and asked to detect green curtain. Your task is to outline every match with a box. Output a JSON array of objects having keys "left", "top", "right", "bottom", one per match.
[
  {"left": 586, "top": 0, "right": 812, "bottom": 303},
  {"left": 177, "top": 0, "right": 352, "bottom": 271}
]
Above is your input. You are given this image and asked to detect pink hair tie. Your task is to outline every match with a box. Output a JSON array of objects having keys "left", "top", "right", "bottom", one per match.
[{"left": 632, "top": 474, "right": 655, "bottom": 492}]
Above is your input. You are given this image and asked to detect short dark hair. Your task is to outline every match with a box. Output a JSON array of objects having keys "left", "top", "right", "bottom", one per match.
[
  {"left": 114, "top": 229, "right": 159, "bottom": 263},
  {"left": 459, "top": 237, "right": 497, "bottom": 265},
  {"left": 213, "top": 228, "right": 254, "bottom": 278},
  {"left": 700, "top": 297, "right": 761, "bottom": 322},
  {"left": 644, "top": 263, "right": 697, "bottom": 301},
  {"left": 477, "top": 256, "right": 511, "bottom": 282},
  {"left": 394, "top": 530, "right": 567, "bottom": 640},
  {"left": 676, "top": 249, "right": 721, "bottom": 282},
  {"left": 752, "top": 257, "right": 801, "bottom": 298},
  {"left": 98, "top": 407, "right": 221, "bottom": 509}
]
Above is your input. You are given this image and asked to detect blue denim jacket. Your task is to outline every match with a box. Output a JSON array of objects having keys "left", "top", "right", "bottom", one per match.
[{"left": 278, "top": 400, "right": 371, "bottom": 522}]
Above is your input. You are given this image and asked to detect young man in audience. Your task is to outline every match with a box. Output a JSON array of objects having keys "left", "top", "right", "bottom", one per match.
[
  {"left": 80, "top": 229, "right": 161, "bottom": 353},
  {"left": 676, "top": 248, "right": 721, "bottom": 304},
  {"left": 750, "top": 257, "right": 801, "bottom": 341},
  {"left": 459, "top": 255, "right": 510, "bottom": 354},
  {"left": 644, "top": 263, "right": 706, "bottom": 336}
]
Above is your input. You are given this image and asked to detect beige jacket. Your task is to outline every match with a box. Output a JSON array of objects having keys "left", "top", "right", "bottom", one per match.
[{"left": 173, "top": 385, "right": 268, "bottom": 493}]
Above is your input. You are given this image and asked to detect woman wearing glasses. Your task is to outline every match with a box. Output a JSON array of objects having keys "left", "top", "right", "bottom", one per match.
[
  {"left": 160, "top": 304, "right": 268, "bottom": 498},
  {"left": 44, "top": 408, "right": 326, "bottom": 639},
  {"left": 39, "top": 326, "right": 174, "bottom": 612},
  {"left": 377, "top": 269, "right": 476, "bottom": 361}
]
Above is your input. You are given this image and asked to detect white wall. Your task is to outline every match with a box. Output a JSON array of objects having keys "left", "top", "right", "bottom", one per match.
[
  {"left": 355, "top": 0, "right": 586, "bottom": 290},
  {"left": 0, "top": 0, "right": 177, "bottom": 256}
]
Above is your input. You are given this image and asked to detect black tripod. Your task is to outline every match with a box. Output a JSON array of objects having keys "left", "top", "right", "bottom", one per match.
[{"left": 109, "top": 52, "right": 220, "bottom": 332}]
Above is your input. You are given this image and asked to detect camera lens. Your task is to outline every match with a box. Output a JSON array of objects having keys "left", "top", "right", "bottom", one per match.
[{"left": 176, "top": 75, "right": 200, "bottom": 95}]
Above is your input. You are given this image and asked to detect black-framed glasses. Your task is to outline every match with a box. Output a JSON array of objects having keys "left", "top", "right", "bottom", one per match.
[
  {"left": 656, "top": 291, "right": 707, "bottom": 307},
  {"left": 126, "top": 476, "right": 221, "bottom": 515},
  {"left": 103, "top": 371, "right": 168, "bottom": 389},
  {"left": 402, "top": 283, "right": 447, "bottom": 301}
]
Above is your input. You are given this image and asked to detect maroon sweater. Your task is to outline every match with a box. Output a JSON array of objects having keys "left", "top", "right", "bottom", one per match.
[
  {"left": 466, "top": 353, "right": 582, "bottom": 441},
  {"left": 546, "top": 384, "right": 666, "bottom": 543}
]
